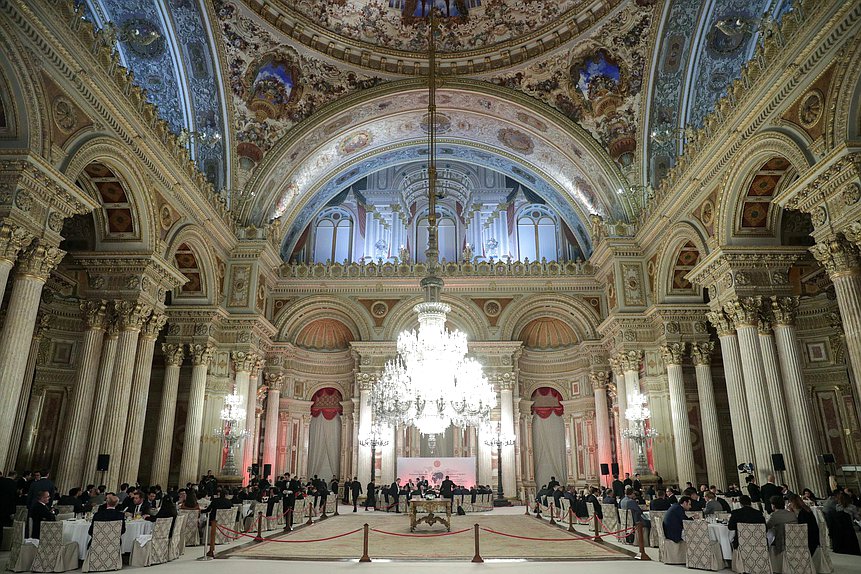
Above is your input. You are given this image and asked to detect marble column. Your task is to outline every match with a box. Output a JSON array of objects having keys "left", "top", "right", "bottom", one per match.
[
  {"left": 84, "top": 318, "right": 119, "bottom": 484},
  {"left": 690, "top": 342, "right": 727, "bottom": 490},
  {"left": 619, "top": 351, "right": 643, "bottom": 475},
  {"left": 17, "top": 386, "right": 45, "bottom": 470},
  {"left": 179, "top": 343, "right": 214, "bottom": 486},
  {"left": 357, "top": 378, "right": 372, "bottom": 486},
  {"left": 590, "top": 371, "right": 613, "bottom": 475},
  {"left": 771, "top": 297, "right": 827, "bottom": 494},
  {"left": 758, "top": 320, "right": 798, "bottom": 488},
  {"left": 724, "top": 297, "right": 779, "bottom": 483},
  {"left": 661, "top": 343, "right": 696, "bottom": 485},
  {"left": 232, "top": 351, "right": 258, "bottom": 482},
  {"left": 263, "top": 372, "right": 282, "bottom": 477},
  {"left": 249, "top": 359, "right": 264, "bottom": 470},
  {"left": 0, "top": 224, "right": 33, "bottom": 301},
  {"left": 120, "top": 312, "right": 167, "bottom": 483},
  {"left": 707, "top": 310, "right": 755, "bottom": 470},
  {"left": 99, "top": 301, "right": 150, "bottom": 488},
  {"left": 811, "top": 237, "right": 861, "bottom": 415},
  {"left": 150, "top": 343, "right": 184, "bottom": 488},
  {"left": 499, "top": 379, "right": 517, "bottom": 498},
  {"left": 56, "top": 302, "right": 106, "bottom": 491},
  {"left": 0, "top": 243, "right": 64, "bottom": 466},
  {"left": 8, "top": 313, "right": 51, "bottom": 472},
  {"left": 608, "top": 356, "right": 630, "bottom": 474}
]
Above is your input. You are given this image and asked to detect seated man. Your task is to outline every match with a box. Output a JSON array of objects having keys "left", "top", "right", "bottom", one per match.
[
  {"left": 90, "top": 494, "right": 126, "bottom": 537},
  {"left": 59, "top": 487, "right": 87, "bottom": 514},
  {"left": 662, "top": 495, "right": 692, "bottom": 543},
  {"left": 703, "top": 491, "right": 722, "bottom": 516},
  {"left": 766, "top": 495, "right": 797, "bottom": 554},
  {"left": 727, "top": 495, "right": 765, "bottom": 548},
  {"left": 29, "top": 490, "right": 56, "bottom": 539},
  {"left": 122, "top": 490, "right": 150, "bottom": 517},
  {"left": 650, "top": 489, "right": 672, "bottom": 511},
  {"left": 620, "top": 487, "right": 644, "bottom": 544}
]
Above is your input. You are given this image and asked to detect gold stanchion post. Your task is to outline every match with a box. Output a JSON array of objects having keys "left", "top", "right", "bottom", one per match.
[
  {"left": 637, "top": 522, "right": 651, "bottom": 560},
  {"left": 207, "top": 516, "right": 217, "bottom": 557},
  {"left": 568, "top": 508, "right": 575, "bottom": 532},
  {"left": 593, "top": 513, "right": 602, "bottom": 542},
  {"left": 549, "top": 503, "right": 556, "bottom": 525},
  {"left": 471, "top": 523, "right": 483, "bottom": 563},
  {"left": 359, "top": 523, "right": 371, "bottom": 562},
  {"left": 256, "top": 511, "right": 263, "bottom": 539}
]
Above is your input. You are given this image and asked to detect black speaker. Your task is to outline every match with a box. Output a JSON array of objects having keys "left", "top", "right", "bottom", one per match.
[
  {"left": 600, "top": 463, "right": 610, "bottom": 476},
  {"left": 251, "top": 463, "right": 260, "bottom": 476},
  {"left": 821, "top": 453, "right": 835, "bottom": 464},
  {"left": 96, "top": 454, "right": 110, "bottom": 472},
  {"left": 611, "top": 462, "right": 620, "bottom": 476},
  {"left": 263, "top": 463, "right": 272, "bottom": 478},
  {"left": 771, "top": 453, "right": 786, "bottom": 472}
]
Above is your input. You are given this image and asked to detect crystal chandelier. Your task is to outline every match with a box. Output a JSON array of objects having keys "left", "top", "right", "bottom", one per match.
[
  {"left": 213, "top": 391, "right": 249, "bottom": 475},
  {"left": 369, "top": 10, "right": 496, "bottom": 436},
  {"left": 621, "top": 389, "right": 658, "bottom": 475}
]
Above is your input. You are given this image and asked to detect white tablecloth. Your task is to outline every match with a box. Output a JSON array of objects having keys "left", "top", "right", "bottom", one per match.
[
  {"left": 62, "top": 519, "right": 154, "bottom": 559},
  {"left": 707, "top": 523, "right": 733, "bottom": 559}
]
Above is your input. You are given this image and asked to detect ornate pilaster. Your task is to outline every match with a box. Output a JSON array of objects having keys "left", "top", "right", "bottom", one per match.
[
  {"left": 590, "top": 370, "right": 613, "bottom": 478},
  {"left": 180, "top": 343, "right": 214, "bottom": 485},
  {"left": 661, "top": 343, "right": 696, "bottom": 484},
  {"left": 56, "top": 302, "right": 106, "bottom": 490},
  {"left": 84, "top": 317, "right": 119, "bottom": 484},
  {"left": 263, "top": 372, "right": 284, "bottom": 476},
  {"left": 0, "top": 242, "right": 65, "bottom": 467},
  {"left": 769, "top": 296, "right": 827, "bottom": 494},
  {"left": 0, "top": 223, "right": 33, "bottom": 299},
  {"left": 724, "top": 297, "right": 779, "bottom": 483},
  {"left": 151, "top": 343, "right": 184, "bottom": 486},
  {"left": 690, "top": 342, "right": 726, "bottom": 489},
  {"left": 232, "top": 350, "right": 260, "bottom": 482},
  {"left": 706, "top": 310, "right": 755, "bottom": 471}
]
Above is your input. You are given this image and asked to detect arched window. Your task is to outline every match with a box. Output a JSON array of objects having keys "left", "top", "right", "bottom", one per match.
[
  {"left": 416, "top": 209, "right": 457, "bottom": 263},
  {"left": 313, "top": 208, "right": 353, "bottom": 263},
  {"left": 517, "top": 205, "right": 557, "bottom": 261}
]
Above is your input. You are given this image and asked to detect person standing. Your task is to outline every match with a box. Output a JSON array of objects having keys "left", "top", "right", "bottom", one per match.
[
  {"left": 343, "top": 478, "right": 351, "bottom": 505},
  {"left": 390, "top": 478, "right": 401, "bottom": 512},
  {"left": 364, "top": 481, "right": 376, "bottom": 511},
  {"left": 440, "top": 475, "right": 454, "bottom": 500},
  {"left": 611, "top": 475, "right": 624, "bottom": 499},
  {"left": 351, "top": 477, "right": 362, "bottom": 512}
]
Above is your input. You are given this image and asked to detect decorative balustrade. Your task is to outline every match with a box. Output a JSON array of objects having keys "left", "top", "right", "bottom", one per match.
[{"left": 279, "top": 258, "right": 595, "bottom": 279}]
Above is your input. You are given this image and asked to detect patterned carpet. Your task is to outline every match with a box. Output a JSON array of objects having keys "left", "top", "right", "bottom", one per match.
[{"left": 222, "top": 511, "right": 634, "bottom": 561}]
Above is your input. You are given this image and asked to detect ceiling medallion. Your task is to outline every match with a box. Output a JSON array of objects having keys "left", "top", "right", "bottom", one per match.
[
  {"left": 798, "top": 89, "right": 824, "bottom": 128},
  {"left": 51, "top": 97, "right": 77, "bottom": 133}
]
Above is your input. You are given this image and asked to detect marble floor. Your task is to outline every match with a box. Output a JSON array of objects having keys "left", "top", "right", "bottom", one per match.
[{"left": 3, "top": 505, "right": 861, "bottom": 573}]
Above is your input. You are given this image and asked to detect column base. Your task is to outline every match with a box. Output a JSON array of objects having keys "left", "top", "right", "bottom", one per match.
[{"left": 493, "top": 498, "right": 512, "bottom": 507}]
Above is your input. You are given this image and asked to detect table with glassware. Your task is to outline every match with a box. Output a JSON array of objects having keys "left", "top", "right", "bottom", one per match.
[
  {"left": 61, "top": 517, "right": 154, "bottom": 559},
  {"left": 643, "top": 512, "right": 732, "bottom": 560}
]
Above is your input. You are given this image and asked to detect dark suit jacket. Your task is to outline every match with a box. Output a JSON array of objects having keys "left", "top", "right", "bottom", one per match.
[
  {"left": 760, "top": 483, "right": 780, "bottom": 512},
  {"left": 650, "top": 498, "right": 672, "bottom": 511},
  {"left": 727, "top": 505, "right": 766, "bottom": 547},
  {"left": 350, "top": 481, "right": 362, "bottom": 497},
  {"left": 612, "top": 480, "right": 624, "bottom": 498},
  {"left": 0, "top": 477, "right": 16, "bottom": 522},
  {"left": 29, "top": 502, "right": 55, "bottom": 539},
  {"left": 662, "top": 503, "right": 691, "bottom": 543},
  {"left": 440, "top": 479, "right": 454, "bottom": 498},
  {"left": 122, "top": 499, "right": 150, "bottom": 516},
  {"left": 89, "top": 508, "right": 126, "bottom": 536},
  {"left": 27, "top": 479, "right": 56, "bottom": 509}
]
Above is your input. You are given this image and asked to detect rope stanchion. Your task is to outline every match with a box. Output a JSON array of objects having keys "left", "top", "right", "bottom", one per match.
[
  {"left": 257, "top": 511, "right": 263, "bottom": 539},
  {"left": 215, "top": 523, "right": 361, "bottom": 543},
  {"left": 320, "top": 500, "right": 328, "bottom": 521},
  {"left": 549, "top": 503, "right": 556, "bottom": 526},
  {"left": 198, "top": 516, "right": 212, "bottom": 561},
  {"left": 334, "top": 501, "right": 339, "bottom": 517},
  {"left": 524, "top": 501, "right": 530, "bottom": 515},
  {"left": 637, "top": 522, "right": 651, "bottom": 561},
  {"left": 207, "top": 516, "right": 217, "bottom": 557},
  {"left": 568, "top": 508, "right": 575, "bottom": 533},
  {"left": 305, "top": 503, "right": 314, "bottom": 526},
  {"left": 283, "top": 508, "right": 293, "bottom": 532},
  {"left": 593, "top": 513, "right": 602, "bottom": 542},
  {"left": 359, "top": 523, "right": 371, "bottom": 563},
  {"left": 479, "top": 525, "right": 635, "bottom": 542},
  {"left": 471, "top": 523, "right": 483, "bottom": 563},
  {"left": 370, "top": 528, "right": 470, "bottom": 538}
]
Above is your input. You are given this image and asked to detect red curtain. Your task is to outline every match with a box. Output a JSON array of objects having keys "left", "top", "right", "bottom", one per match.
[
  {"left": 531, "top": 387, "right": 563, "bottom": 418},
  {"left": 310, "top": 387, "right": 343, "bottom": 420}
]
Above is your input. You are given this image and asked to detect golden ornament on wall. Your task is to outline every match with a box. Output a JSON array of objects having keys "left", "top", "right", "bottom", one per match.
[{"left": 798, "top": 89, "right": 823, "bottom": 128}]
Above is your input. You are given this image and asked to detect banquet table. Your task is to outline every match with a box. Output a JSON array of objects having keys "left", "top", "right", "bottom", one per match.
[
  {"left": 62, "top": 518, "right": 154, "bottom": 560},
  {"left": 707, "top": 522, "right": 733, "bottom": 560}
]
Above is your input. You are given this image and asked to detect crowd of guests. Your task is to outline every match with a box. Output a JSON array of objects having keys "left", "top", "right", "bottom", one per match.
[{"left": 533, "top": 471, "right": 861, "bottom": 557}]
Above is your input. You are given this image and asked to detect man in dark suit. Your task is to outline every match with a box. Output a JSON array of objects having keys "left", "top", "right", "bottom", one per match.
[
  {"left": 440, "top": 476, "right": 454, "bottom": 500},
  {"left": 27, "top": 471, "right": 55, "bottom": 509},
  {"left": 29, "top": 490, "right": 56, "bottom": 539},
  {"left": 547, "top": 476, "right": 559, "bottom": 491},
  {"left": 350, "top": 477, "right": 362, "bottom": 512},
  {"left": 59, "top": 488, "right": 87, "bottom": 514},
  {"left": 611, "top": 475, "right": 624, "bottom": 499},
  {"left": 650, "top": 489, "right": 672, "bottom": 511},
  {"left": 662, "top": 495, "right": 692, "bottom": 543},
  {"left": 759, "top": 475, "right": 780, "bottom": 513},
  {"left": 364, "top": 481, "right": 376, "bottom": 511},
  {"left": 89, "top": 494, "right": 126, "bottom": 537},
  {"left": 727, "top": 495, "right": 766, "bottom": 547},
  {"left": 745, "top": 476, "right": 761, "bottom": 505},
  {"left": 390, "top": 478, "right": 401, "bottom": 512},
  {"left": 632, "top": 473, "right": 642, "bottom": 492},
  {"left": 343, "top": 478, "right": 352, "bottom": 505},
  {"left": 623, "top": 473, "right": 633, "bottom": 488},
  {"left": 206, "top": 489, "right": 233, "bottom": 523},
  {"left": 122, "top": 490, "right": 150, "bottom": 516}
]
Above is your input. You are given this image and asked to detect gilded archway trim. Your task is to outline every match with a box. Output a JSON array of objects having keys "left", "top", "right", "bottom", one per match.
[
  {"left": 274, "top": 294, "right": 371, "bottom": 343},
  {"left": 500, "top": 293, "right": 600, "bottom": 343}
]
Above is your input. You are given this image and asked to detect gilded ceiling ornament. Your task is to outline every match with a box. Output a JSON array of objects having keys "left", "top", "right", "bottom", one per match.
[
  {"left": 51, "top": 96, "right": 78, "bottom": 133},
  {"left": 700, "top": 199, "right": 715, "bottom": 226},
  {"left": 842, "top": 182, "right": 861, "bottom": 206},
  {"left": 163, "top": 343, "right": 185, "bottom": 367},
  {"left": 798, "top": 89, "right": 824, "bottom": 128},
  {"left": 810, "top": 205, "right": 828, "bottom": 227},
  {"left": 242, "top": 51, "right": 302, "bottom": 122},
  {"left": 14, "top": 189, "right": 32, "bottom": 212}
]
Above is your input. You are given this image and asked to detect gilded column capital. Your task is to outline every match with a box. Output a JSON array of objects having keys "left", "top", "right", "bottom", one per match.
[
  {"left": 614, "top": 350, "right": 642, "bottom": 372},
  {"left": 690, "top": 342, "right": 715, "bottom": 367},
  {"left": 723, "top": 296, "right": 763, "bottom": 327},
  {"left": 706, "top": 309, "right": 735, "bottom": 336},
  {"left": 660, "top": 342, "right": 686, "bottom": 366},
  {"left": 770, "top": 296, "right": 799, "bottom": 326},
  {"left": 810, "top": 236, "right": 861, "bottom": 277},
  {"left": 114, "top": 300, "right": 152, "bottom": 331},
  {"left": 104, "top": 314, "right": 120, "bottom": 338},
  {"left": 189, "top": 343, "right": 215, "bottom": 366},
  {"left": 162, "top": 343, "right": 185, "bottom": 367},
  {"left": 264, "top": 371, "right": 285, "bottom": 392},
  {"left": 81, "top": 300, "right": 107, "bottom": 330},
  {"left": 251, "top": 356, "right": 265, "bottom": 378},
  {"left": 33, "top": 312, "right": 53, "bottom": 339},
  {"left": 231, "top": 350, "right": 259, "bottom": 373},
  {"left": 590, "top": 370, "right": 609, "bottom": 391},
  {"left": 142, "top": 312, "right": 167, "bottom": 339},
  {"left": 608, "top": 356, "right": 624, "bottom": 379},
  {"left": 0, "top": 224, "right": 34, "bottom": 262},
  {"left": 356, "top": 372, "right": 376, "bottom": 392},
  {"left": 17, "top": 242, "right": 65, "bottom": 280}
]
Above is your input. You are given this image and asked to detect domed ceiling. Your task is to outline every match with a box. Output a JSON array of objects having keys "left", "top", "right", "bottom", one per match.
[{"left": 518, "top": 317, "right": 579, "bottom": 350}]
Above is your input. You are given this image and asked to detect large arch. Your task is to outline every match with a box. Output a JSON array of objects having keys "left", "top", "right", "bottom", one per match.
[
  {"left": 500, "top": 293, "right": 601, "bottom": 343},
  {"left": 714, "top": 131, "right": 813, "bottom": 247},
  {"left": 0, "top": 19, "right": 46, "bottom": 154},
  {"left": 274, "top": 295, "right": 371, "bottom": 343},
  {"left": 654, "top": 220, "right": 710, "bottom": 304},
  {"left": 165, "top": 226, "right": 218, "bottom": 305},
  {"left": 381, "top": 294, "right": 490, "bottom": 342}
]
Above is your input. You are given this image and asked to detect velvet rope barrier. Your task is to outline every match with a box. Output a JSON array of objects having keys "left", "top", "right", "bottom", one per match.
[
  {"left": 478, "top": 524, "right": 636, "bottom": 542},
  {"left": 215, "top": 523, "right": 363, "bottom": 543},
  {"left": 369, "top": 527, "right": 471, "bottom": 538}
]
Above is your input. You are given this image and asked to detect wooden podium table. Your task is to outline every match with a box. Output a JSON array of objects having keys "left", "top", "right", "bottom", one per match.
[{"left": 409, "top": 499, "right": 452, "bottom": 532}]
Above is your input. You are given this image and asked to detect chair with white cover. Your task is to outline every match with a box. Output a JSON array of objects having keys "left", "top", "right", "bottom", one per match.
[
  {"left": 684, "top": 520, "right": 724, "bottom": 571},
  {"left": 782, "top": 524, "right": 814, "bottom": 574},
  {"left": 649, "top": 511, "right": 665, "bottom": 548},
  {"left": 716, "top": 512, "right": 731, "bottom": 521},
  {"left": 168, "top": 515, "right": 187, "bottom": 561},
  {"left": 599, "top": 503, "right": 619, "bottom": 534},
  {"left": 31, "top": 521, "right": 79, "bottom": 573},
  {"left": 54, "top": 506, "right": 74, "bottom": 516},
  {"left": 652, "top": 512, "right": 686, "bottom": 564},
  {"left": 732, "top": 522, "right": 773, "bottom": 574},
  {"left": 179, "top": 509, "right": 200, "bottom": 546},
  {"left": 811, "top": 511, "right": 832, "bottom": 574},
  {"left": 5, "top": 519, "right": 37, "bottom": 572},
  {"left": 81, "top": 521, "right": 122, "bottom": 573},
  {"left": 129, "top": 517, "right": 172, "bottom": 567},
  {"left": 214, "top": 508, "right": 236, "bottom": 545},
  {"left": 618, "top": 508, "right": 633, "bottom": 542},
  {"left": 13, "top": 507, "right": 27, "bottom": 522}
]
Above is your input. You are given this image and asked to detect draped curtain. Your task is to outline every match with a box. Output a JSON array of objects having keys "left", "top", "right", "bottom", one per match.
[
  {"left": 308, "top": 387, "right": 342, "bottom": 480},
  {"left": 531, "top": 387, "right": 566, "bottom": 486}
]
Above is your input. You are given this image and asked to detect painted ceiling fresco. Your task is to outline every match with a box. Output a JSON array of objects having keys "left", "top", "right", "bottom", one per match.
[{"left": 286, "top": 0, "right": 584, "bottom": 53}]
